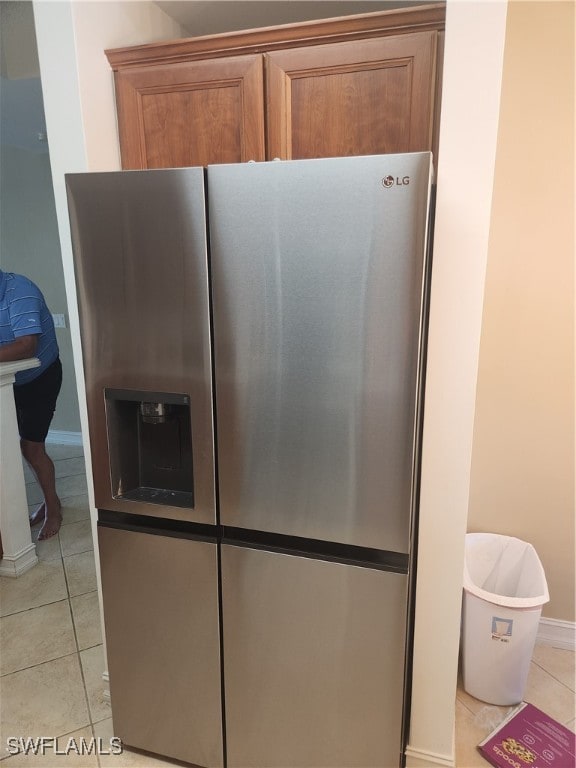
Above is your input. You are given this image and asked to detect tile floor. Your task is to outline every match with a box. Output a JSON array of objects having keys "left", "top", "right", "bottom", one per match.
[{"left": 1, "top": 443, "right": 574, "bottom": 767}]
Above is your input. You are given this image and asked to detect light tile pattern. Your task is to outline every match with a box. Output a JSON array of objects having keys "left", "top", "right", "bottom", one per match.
[
  {"left": 456, "top": 644, "right": 576, "bottom": 765},
  {"left": 1, "top": 444, "right": 574, "bottom": 767}
]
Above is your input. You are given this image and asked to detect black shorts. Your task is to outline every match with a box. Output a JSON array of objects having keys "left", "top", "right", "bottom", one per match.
[{"left": 14, "top": 357, "right": 62, "bottom": 443}]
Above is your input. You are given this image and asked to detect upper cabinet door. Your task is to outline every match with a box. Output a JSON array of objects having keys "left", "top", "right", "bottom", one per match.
[
  {"left": 266, "top": 32, "right": 437, "bottom": 160},
  {"left": 115, "top": 55, "right": 265, "bottom": 168}
]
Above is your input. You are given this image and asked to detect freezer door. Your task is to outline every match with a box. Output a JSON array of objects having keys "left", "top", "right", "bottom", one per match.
[
  {"left": 221, "top": 544, "right": 408, "bottom": 768},
  {"left": 98, "top": 526, "right": 223, "bottom": 767},
  {"left": 66, "top": 169, "right": 215, "bottom": 524},
  {"left": 209, "top": 154, "right": 431, "bottom": 552}
]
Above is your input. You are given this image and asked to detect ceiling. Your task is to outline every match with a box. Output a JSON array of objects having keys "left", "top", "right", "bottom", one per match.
[{"left": 154, "top": 1, "right": 414, "bottom": 37}]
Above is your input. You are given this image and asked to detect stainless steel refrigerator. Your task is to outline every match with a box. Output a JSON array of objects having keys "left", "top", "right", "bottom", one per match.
[{"left": 66, "top": 152, "right": 433, "bottom": 768}]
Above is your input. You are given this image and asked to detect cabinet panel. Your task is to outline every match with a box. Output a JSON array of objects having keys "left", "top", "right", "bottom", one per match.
[
  {"left": 266, "top": 32, "right": 437, "bottom": 160},
  {"left": 115, "top": 55, "right": 265, "bottom": 168}
]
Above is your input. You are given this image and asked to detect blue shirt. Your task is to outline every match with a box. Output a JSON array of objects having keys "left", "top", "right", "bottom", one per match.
[{"left": 0, "top": 271, "right": 59, "bottom": 385}]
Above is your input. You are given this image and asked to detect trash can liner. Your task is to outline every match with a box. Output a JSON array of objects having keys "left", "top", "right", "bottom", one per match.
[
  {"left": 463, "top": 533, "right": 549, "bottom": 609},
  {"left": 462, "top": 533, "right": 549, "bottom": 705}
]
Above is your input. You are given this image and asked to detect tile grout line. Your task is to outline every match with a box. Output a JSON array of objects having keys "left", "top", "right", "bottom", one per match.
[
  {"left": 61, "top": 520, "right": 102, "bottom": 740},
  {"left": 0, "top": 595, "right": 67, "bottom": 622},
  {"left": 531, "top": 658, "right": 576, "bottom": 695},
  {"left": 0, "top": 649, "right": 80, "bottom": 678},
  {"left": 12, "top": 451, "right": 108, "bottom": 764}
]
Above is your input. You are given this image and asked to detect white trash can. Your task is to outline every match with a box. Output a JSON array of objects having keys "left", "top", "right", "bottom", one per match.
[{"left": 461, "top": 533, "right": 549, "bottom": 706}]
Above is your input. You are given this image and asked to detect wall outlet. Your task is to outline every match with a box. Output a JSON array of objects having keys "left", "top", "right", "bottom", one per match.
[{"left": 52, "top": 313, "right": 66, "bottom": 328}]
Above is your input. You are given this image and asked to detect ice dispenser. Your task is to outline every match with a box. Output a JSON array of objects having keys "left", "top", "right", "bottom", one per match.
[{"left": 104, "top": 389, "right": 194, "bottom": 508}]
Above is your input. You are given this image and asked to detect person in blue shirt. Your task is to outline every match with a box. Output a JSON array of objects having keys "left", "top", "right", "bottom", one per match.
[{"left": 0, "top": 270, "right": 62, "bottom": 540}]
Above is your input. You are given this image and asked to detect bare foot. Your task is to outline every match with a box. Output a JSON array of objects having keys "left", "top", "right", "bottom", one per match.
[
  {"left": 29, "top": 503, "right": 46, "bottom": 527},
  {"left": 38, "top": 511, "right": 62, "bottom": 541}
]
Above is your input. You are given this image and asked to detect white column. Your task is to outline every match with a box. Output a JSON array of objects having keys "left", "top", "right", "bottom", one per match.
[
  {"left": 405, "top": 2, "right": 508, "bottom": 766},
  {"left": 0, "top": 358, "right": 41, "bottom": 577}
]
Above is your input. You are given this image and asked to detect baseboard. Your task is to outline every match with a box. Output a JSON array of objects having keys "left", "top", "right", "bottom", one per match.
[
  {"left": 0, "top": 543, "right": 38, "bottom": 578},
  {"left": 405, "top": 745, "right": 454, "bottom": 767},
  {"left": 537, "top": 617, "right": 576, "bottom": 651},
  {"left": 46, "top": 430, "right": 84, "bottom": 446}
]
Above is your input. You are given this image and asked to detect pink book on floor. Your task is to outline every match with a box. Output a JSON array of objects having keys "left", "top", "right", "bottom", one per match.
[{"left": 478, "top": 702, "right": 575, "bottom": 768}]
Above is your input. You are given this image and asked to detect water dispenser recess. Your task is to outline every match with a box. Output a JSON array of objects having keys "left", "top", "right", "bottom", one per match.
[{"left": 104, "top": 389, "right": 194, "bottom": 509}]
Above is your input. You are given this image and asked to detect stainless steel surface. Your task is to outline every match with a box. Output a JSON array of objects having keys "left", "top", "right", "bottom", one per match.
[
  {"left": 66, "top": 169, "right": 215, "bottom": 523},
  {"left": 222, "top": 544, "right": 408, "bottom": 768},
  {"left": 69, "top": 155, "right": 431, "bottom": 768},
  {"left": 99, "top": 526, "right": 223, "bottom": 768},
  {"left": 209, "top": 154, "right": 432, "bottom": 552}
]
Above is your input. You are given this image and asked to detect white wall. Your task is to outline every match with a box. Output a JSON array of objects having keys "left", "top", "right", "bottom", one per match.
[
  {"left": 405, "top": 2, "right": 508, "bottom": 765},
  {"left": 34, "top": 2, "right": 508, "bottom": 767}
]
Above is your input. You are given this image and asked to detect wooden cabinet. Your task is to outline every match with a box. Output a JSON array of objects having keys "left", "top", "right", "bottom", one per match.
[
  {"left": 266, "top": 32, "right": 437, "bottom": 160},
  {"left": 106, "top": 4, "right": 445, "bottom": 169},
  {"left": 115, "top": 55, "right": 265, "bottom": 168}
]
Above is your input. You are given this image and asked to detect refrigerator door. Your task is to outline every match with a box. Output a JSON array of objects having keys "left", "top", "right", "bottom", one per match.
[
  {"left": 209, "top": 154, "right": 431, "bottom": 552},
  {"left": 221, "top": 544, "right": 408, "bottom": 768},
  {"left": 98, "top": 525, "right": 223, "bottom": 767},
  {"left": 66, "top": 169, "right": 215, "bottom": 524}
]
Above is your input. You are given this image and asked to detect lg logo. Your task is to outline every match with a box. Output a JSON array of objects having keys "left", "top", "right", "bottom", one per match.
[{"left": 382, "top": 175, "right": 410, "bottom": 188}]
